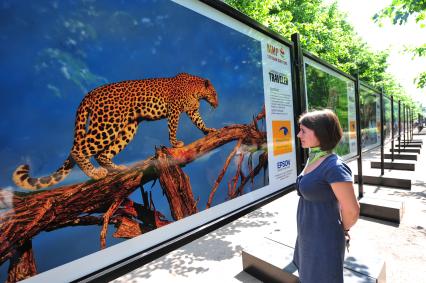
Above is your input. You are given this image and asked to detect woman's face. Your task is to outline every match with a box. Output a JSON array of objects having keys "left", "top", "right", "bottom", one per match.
[{"left": 297, "top": 124, "right": 320, "bottom": 149}]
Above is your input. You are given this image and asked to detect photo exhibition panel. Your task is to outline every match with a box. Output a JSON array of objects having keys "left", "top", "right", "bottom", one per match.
[{"left": 0, "top": 0, "right": 297, "bottom": 281}]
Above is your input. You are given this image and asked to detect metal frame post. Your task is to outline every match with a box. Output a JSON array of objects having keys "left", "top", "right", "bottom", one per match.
[
  {"left": 355, "top": 75, "right": 363, "bottom": 198},
  {"left": 403, "top": 104, "right": 406, "bottom": 147},
  {"left": 391, "top": 95, "right": 394, "bottom": 161},
  {"left": 398, "top": 100, "right": 401, "bottom": 154},
  {"left": 291, "top": 33, "right": 307, "bottom": 175},
  {"left": 380, "top": 90, "right": 384, "bottom": 176},
  {"left": 408, "top": 107, "right": 410, "bottom": 141},
  {"left": 406, "top": 106, "right": 409, "bottom": 144},
  {"left": 409, "top": 108, "right": 412, "bottom": 140},
  {"left": 410, "top": 108, "right": 412, "bottom": 140}
]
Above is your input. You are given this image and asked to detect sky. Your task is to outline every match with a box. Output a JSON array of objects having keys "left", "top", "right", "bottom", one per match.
[{"left": 331, "top": 0, "right": 426, "bottom": 107}]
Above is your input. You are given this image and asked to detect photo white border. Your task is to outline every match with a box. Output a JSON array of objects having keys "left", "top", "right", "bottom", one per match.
[{"left": 21, "top": 1, "right": 297, "bottom": 282}]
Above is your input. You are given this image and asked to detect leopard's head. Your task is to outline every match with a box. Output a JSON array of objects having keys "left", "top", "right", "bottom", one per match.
[
  {"left": 201, "top": 79, "right": 218, "bottom": 109},
  {"left": 177, "top": 73, "right": 218, "bottom": 108}
]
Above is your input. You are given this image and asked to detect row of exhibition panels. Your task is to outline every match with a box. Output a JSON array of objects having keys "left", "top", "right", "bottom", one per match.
[{"left": 23, "top": 0, "right": 418, "bottom": 282}]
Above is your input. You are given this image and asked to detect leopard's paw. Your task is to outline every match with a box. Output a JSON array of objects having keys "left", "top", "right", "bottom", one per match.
[
  {"left": 172, "top": 140, "right": 184, "bottom": 148},
  {"left": 89, "top": 167, "right": 109, "bottom": 180},
  {"left": 115, "top": 164, "right": 128, "bottom": 171},
  {"left": 108, "top": 164, "right": 128, "bottom": 172},
  {"left": 203, "top": 128, "right": 217, "bottom": 135}
]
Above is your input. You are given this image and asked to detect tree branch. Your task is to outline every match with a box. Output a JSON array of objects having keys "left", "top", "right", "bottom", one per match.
[
  {"left": 206, "top": 139, "right": 242, "bottom": 209},
  {"left": 0, "top": 115, "right": 267, "bottom": 277}
]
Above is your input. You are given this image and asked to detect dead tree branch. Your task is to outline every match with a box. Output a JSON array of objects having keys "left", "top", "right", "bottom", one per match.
[
  {"left": 0, "top": 112, "right": 267, "bottom": 279},
  {"left": 206, "top": 139, "right": 242, "bottom": 209}
]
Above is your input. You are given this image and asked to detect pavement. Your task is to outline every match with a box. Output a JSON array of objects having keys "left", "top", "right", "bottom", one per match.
[{"left": 112, "top": 129, "right": 426, "bottom": 283}]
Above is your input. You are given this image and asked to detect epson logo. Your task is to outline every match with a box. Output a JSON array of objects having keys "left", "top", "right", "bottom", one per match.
[{"left": 277, "top": 159, "right": 291, "bottom": 169}]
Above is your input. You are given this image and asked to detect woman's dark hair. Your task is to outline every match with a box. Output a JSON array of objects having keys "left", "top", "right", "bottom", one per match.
[{"left": 298, "top": 109, "right": 343, "bottom": 151}]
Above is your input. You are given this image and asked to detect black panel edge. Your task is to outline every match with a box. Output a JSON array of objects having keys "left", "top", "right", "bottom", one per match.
[
  {"left": 301, "top": 50, "right": 356, "bottom": 82},
  {"left": 199, "top": 0, "right": 293, "bottom": 48},
  {"left": 383, "top": 94, "right": 392, "bottom": 102},
  {"left": 359, "top": 82, "right": 392, "bottom": 103},
  {"left": 361, "top": 144, "right": 381, "bottom": 154},
  {"left": 290, "top": 37, "right": 303, "bottom": 175},
  {"left": 355, "top": 74, "right": 364, "bottom": 198},
  {"left": 75, "top": 185, "right": 296, "bottom": 282},
  {"left": 342, "top": 154, "right": 360, "bottom": 163},
  {"left": 380, "top": 90, "right": 385, "bottom": 175},
  {"left": 291, "top": 33, "right": 306, "bottom": 174},
  {"left": 359, "top": 81, "right": 381, "bottom": 95}
]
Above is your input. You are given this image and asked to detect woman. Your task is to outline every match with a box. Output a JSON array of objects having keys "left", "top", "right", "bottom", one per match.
[{"left": 293, "top": 109, "right": 360, "bottom": 283}]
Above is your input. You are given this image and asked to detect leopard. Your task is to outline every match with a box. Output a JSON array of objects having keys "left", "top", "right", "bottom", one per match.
[{"left": 13, "top": 73, "right": 218, "bottom": 190}]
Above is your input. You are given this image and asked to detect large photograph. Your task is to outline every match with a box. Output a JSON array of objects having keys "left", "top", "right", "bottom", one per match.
[
  {"left": 303, "top": 58, "right": 357, "bottom": 159},
  {"left": 393, "top": 98, "right": 399, "bottom": 138},
  {"left": 359, "top": 86, "right": 380, "bottom": 151},
  {"left": 0, "top": 1, "right": 298, "bottom": 281},
  {"left": 401, "top": 104, "right": 406, "bottom": 134},
  {"left": 383, "top": 95, "right": 392, "bottom": 142}
]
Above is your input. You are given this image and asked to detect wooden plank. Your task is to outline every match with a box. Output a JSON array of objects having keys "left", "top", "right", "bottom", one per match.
[
  {"left": 355, "top": 175, "right": 411, "bottom": 190},
  {"left": 389, "top": 148, "right": 420, "bottom": 154},
  {"left": 370, "top": 161, "right": 415, "bottom": 171},
  {"left": 360, "top": 196, "right": 404, "bottom": 223},
  {"left": 384, "top": 153, "right": 417, "bottom": 161}
]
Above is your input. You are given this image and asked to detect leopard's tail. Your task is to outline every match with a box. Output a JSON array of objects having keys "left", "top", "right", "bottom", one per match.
[{"left": 12, "top": 156, "right": 76, "bottom": 190}]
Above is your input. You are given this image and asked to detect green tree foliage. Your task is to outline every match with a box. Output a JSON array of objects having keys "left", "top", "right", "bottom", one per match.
[
  {"left": 374, "top": 0, "right": 426, "bottom": 90},
  {"left": 373, "top": 0, "right": 426, "bottom": 25},
  {"left": 304, "top": 64, "right": 350, "bottom": 156},
  {"left": 225, "top": 0, "right": 386, "bottom": 84},
  {"left": 225, "top": 0, "right": 420, "bottom": 114}
]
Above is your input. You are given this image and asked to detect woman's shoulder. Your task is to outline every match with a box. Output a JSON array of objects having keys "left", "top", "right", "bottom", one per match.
[
  {"left": 323, "top": 154, "right": 353, "bottom": 183},
  {"left": 322, "top": 154, "right": 347, "bottom": 169}
]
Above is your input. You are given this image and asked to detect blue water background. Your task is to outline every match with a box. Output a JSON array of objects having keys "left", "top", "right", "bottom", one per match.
[{"left": 0, "top": 0, "right": 266, "bottom": 279}]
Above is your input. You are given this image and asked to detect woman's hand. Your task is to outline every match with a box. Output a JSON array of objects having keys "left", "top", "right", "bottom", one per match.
[{"left": 344, "top": 229, "right": 351, "bottom": 252}]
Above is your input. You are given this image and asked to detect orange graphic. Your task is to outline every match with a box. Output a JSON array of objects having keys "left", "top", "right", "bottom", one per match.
[
  {"left": 350, "top": 120, "right": 356, "bottom": 139},
  {"left": 272, "top": 120, "right": 292, "bottom": 156}
]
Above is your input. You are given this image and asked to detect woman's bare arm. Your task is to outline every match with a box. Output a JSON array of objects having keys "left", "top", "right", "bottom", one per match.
[{"left": 331, "top": 182, "right": 360, "bottom": 230}]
